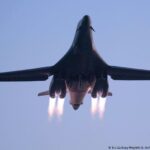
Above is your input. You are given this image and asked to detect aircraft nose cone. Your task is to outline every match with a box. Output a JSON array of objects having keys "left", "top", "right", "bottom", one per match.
[
  {"left": 83, "top": 15, "right": 90, "bottom": 20},
  {"left": 83, "top": 15, "right": 90, "bottom": 23},
  {"left": 72, "top": 104, "right": 80, "bottom": 110}
]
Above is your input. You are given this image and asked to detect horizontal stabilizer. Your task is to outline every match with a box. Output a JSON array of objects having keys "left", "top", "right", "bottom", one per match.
[
  {"left": 38, "top": 90, "right": 49, "bottom": 96},
  {"left": 108, "top": 92, "right": 112, "bottom": 96}
]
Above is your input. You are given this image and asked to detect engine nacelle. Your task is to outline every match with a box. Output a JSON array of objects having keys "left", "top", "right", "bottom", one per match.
[
  {"left": 49, "top": 76, "right": 66, "bottom": 98},
  {"left": 91, "top": 78, "right": 109, "bottom": 98}
]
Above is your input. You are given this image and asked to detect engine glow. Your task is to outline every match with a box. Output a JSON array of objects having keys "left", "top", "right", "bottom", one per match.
[
  {"left": 56, "top": 98, "right": 65, "bottom": 116},
  {"left": 98, "top": 97, "right": 107, "bottom": 119},
  {"left": 48, "top": 97, "right": 56, "bottom": 117},
  {"left": 91, "top": 97, "right": 98, "bottom": 115},
  {"left": 91, "top": 96, "right": 107, "bottom": 119}
]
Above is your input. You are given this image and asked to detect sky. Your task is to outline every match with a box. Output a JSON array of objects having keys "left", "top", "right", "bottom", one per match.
[{"left": 0, "top": 0, "right": 150, "bottom": 150}]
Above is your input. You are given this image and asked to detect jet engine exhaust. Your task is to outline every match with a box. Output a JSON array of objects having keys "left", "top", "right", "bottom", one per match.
[
  {"left": 91, "top": 96, "right": 107, "bottom": 119},
  {"left": 91, "top": 97, "right": 98, "bottom": 115},
  {"left": 48, "top": 97, "right": 56, "bottom": 117},
  {"left": 98, "top": 97, "right": 107, "bottom": 119},
  {"left": 48, "top": 96, "right": 65, "bottom": 118},
  {"left": 56, "top": 97, "right": 65, "bottom": 116}
]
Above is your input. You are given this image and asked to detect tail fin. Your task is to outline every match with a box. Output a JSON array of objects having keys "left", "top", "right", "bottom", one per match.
[{"left": 38, "top": 90, "right": 49, "bottom": 96}]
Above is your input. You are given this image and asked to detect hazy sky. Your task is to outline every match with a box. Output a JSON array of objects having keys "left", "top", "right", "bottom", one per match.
[{"left": 0, "top": 0, "right": 150, "bottom": 150}]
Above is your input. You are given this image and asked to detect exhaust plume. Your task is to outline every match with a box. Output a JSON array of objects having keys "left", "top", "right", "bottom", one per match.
[
  {"left": 98, "top": 97, "right": 107, "bottom": 119},
  {"left": 48, "top": 97, "right": 56, "bottom": 117},
  {"left": 56, "top": 98, "right": 65, "bottom": 116},
  {"left": 48, "top": 96, "right": 65, "bottom": 118},
  {"left": 91, "top": 97, "right": 98, "bottom": 115},
  {"left": 91, "top": 96, "right": 107, "bottom": 119}
]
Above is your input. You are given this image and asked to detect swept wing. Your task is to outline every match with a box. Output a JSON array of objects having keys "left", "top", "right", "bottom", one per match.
[
  {"left": 0, "top": 66, "right": 54, "bottom": 81},
  {"left": 107, "top": 66, "right": 150, "bottom": 80}
]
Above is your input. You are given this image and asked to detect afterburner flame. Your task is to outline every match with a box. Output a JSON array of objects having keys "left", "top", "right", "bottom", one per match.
[
  {"left": 91, "top": 96, "right": 107, "bottom": 119},
  {"left": 48, "top": 97, "right": 56, "bottom": 117},
  {"left": 98, "top": 97, "right": 107, "bottom": 119},
  {"left": 48, "top": 96, "right": 65, "bottom": 118},
  {"left": 91, "top": 97, "right": 98, "bottom": 115},
  {"left": 56, "top": 98, "right": 65, "bottom": 116}
]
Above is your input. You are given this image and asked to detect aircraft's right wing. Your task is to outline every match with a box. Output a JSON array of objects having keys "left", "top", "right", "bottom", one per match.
[
  {"left": 107, "top": 66, "right": 150, "bottom": 80},
  {"left": 0, "top": 66, "right": 55, "bottom": 81}
]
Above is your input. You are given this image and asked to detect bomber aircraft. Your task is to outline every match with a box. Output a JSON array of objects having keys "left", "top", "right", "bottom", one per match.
[{"left": 1, "top": 15, "right": 150, "bottom": 110}]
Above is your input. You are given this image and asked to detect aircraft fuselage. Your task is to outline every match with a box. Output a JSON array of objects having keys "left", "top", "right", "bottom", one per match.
[
  {"left": 1, "top": 15, "right": 150, "bottom": 110},
  {"left": 50, "top": 15, "right": 109, "bottom": 110}
]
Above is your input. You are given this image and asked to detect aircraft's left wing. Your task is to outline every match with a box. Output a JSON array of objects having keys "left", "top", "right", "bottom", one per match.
[
  {"left": 0, "top": 66, "right": 54, "bottom": 81},
  {"left": 107, "top": 66, "right": 150, "bottom": 80}
]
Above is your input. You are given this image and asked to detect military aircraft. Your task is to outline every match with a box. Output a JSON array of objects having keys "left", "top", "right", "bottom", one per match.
[{"left": 1, "top": 15, "right": 150, "bottom": 110}]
